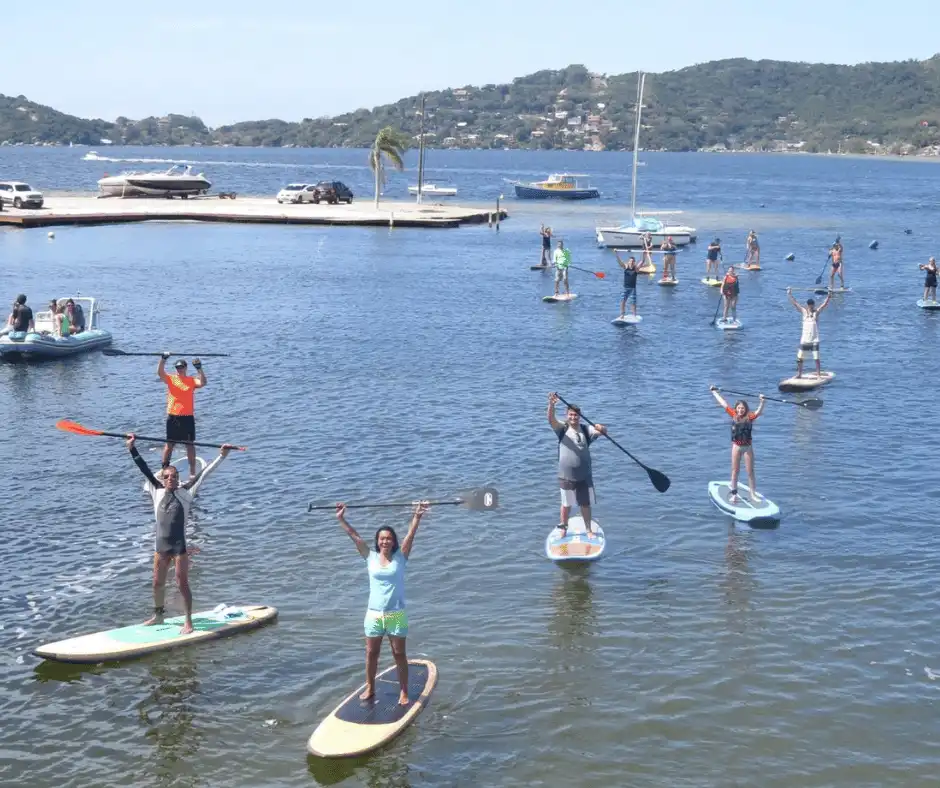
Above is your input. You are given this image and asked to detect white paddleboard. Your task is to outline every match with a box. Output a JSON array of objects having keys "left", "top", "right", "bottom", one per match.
[
  {"left": 545, "top": 515, "right": 606, "bottom": 563},
  {"left": 778, "top": 370, "right": 835, "bottom": 392},
  {"left": 708, "top": 481, "right": 780, "bottom": 527},
  {"left": 716, "top": 318, "right": 742, "bottom": 330},
  {"left": 612, "top": 314, "right": 642, "bottom": 326},
  {"left": 543, "top": 293, "right": 577, "bottom": 303},
  {"left": 917, "top": 299, "right": 940, "bottom": 310},
  {"left": 307, "top": 659, "right": 438, "bottom": 758},
  {"left": 143, "top": 455, "right": 207, "bottom": 493},
  {"left": 33, "top": 604, "right": 278, "bottom": 663},
  {"left": 701, "top": 278, "right": 722, "bottom": 286},
  {"left": 657, "top": 278, "right": 679, "bottom": 287},
  {"left": 637, "top": 265, "right": 656, "bottom": 275}
]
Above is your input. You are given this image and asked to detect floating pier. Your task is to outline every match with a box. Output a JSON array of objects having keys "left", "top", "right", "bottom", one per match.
[{"left": 0, "top": 195, "right": 508, "bottom": 230}]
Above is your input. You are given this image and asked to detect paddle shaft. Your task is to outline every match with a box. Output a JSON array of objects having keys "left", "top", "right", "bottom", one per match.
[
  {"left": 308, "top": 499, "right": 465, "bottom": 511},
  {"left": 720, "top": 389, "right": 822, "bottom": 409},
  {"left": 710, "top": 289, "right": 723, "bottom": 324},
  {"left": 568, "top": 265, "right": 604, "bottom": 278},
  {"left": 104, "top": 349, "right": 230, "bottom": 357},
  {"left": 85, "top": 428, "right": 240, "bottom": 450},
  {"left": 815, "top": 253, "right": 831, "bottom": 285}
]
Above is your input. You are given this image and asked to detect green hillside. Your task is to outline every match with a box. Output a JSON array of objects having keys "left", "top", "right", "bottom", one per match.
[{"left": 5, "top": 56, "right": 940, "bottom": 154}]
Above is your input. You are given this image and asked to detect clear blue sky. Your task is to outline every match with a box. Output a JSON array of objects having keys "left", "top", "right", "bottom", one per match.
[{"left": 5, "top": 0, "right": 939, "bottom": 125}]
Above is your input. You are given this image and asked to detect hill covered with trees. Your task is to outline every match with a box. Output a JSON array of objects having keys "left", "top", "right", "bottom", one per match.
[{"left": 5, "top": 56, "right": 940, "bottom": 155}]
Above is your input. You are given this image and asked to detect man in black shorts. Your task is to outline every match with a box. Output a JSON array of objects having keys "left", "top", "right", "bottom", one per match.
[{"left": 158, "top": 354, "right": 207, "bottom": 479}]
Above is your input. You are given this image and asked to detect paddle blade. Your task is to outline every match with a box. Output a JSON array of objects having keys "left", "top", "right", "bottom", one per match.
[
  {"left": 646, "top": 467, "right": 671, "bottom": 493},
  {"left": 799, "top": 398, "right": 824, "bottom": 410},
  {"left": 55, "top": 419, "right": 104, "bottom": 437},
  {"left": 101, "top": 348, "right": 127, "bottom": 356},
  {"left": 593, "top": 271, "right": 606, "bottom": 279},
  {"left": 460, "top": 486, "right": 499, "bottom": 511}
]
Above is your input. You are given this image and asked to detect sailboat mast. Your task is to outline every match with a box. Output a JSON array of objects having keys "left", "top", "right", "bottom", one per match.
[
  {"left": 416, "top": 94, "right": 426, "bottom": 204},
  {"left": 630, "top": 72, "right": 645, "bottom": 218}
]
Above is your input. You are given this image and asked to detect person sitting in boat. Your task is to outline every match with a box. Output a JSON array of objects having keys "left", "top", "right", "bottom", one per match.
[
  {"left": 48, "top": 300, "right": 71, "bottom": 338},
  {"left": 6, "top": 294, "right": 34, "bottom": 333},
  {"left": 64, "top": 299, "right": 86, "bottom": 333}
]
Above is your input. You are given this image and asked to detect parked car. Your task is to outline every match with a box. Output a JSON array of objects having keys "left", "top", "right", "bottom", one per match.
[
  {"left": 276, "top": 183, "right": 318, "bottom": 204},
  {"left": 312, "top": 181, "right": 353, "bottom": 205},
  {"left": 0, "top": 181, "right": 44, "bottom": 208}
]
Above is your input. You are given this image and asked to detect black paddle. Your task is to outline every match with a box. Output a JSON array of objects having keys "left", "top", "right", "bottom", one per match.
[
  {"left": 554, "top": 394, "right": 670, "bottom": 493},
  {"left": 719, "top": 388, "right": 823, "bottom": 410},
  {"left": 815, "top": 252, "right": 831, "bottom": 285},
  {"left": 307, "top": 486, "right": 499, "bottom": 512},
  {"left": 103, "top": 348, "right": 231, "bottom": 357},
  {"left": 709, "top": 288, "right": 723, "bottom": 325}
]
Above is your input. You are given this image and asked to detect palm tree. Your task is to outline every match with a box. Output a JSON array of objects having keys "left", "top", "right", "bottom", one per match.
[{"left": 369, "top": 126, "right": 409, "bottom": 207}]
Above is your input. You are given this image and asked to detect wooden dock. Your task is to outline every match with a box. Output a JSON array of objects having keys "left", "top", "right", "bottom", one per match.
[{"left": 0, "top": 194, "right": 508, "bottom": 230}]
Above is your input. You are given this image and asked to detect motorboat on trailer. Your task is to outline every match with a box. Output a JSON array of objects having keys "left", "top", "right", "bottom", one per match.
[
  {"left": 97, "top": 165, "right": 211, "bottom": 198},
  {"left": 509, "top": 172, "right": 599, "bottom": 200},
  {"left": 595, "top": 71, "right": 696, "bottom": 248},
  {"left": 0, "top": 297, "right": 111, "bottom": 360}
]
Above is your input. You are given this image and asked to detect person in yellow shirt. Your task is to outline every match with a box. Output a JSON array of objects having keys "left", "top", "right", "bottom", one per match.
[{"left": 158, "top": 354, "right": 207, "bottom": 479}]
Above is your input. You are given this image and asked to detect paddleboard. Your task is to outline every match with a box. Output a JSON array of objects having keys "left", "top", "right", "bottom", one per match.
[
  {"left": 530, "top": 265, "right": 551, "bottom": 271},
  {"left": 917, "top": 299, "right": 940, "bottom": 310},
  {"left": 778, "top": 370, "right": 835, "bottom": 392},
  {"left": 657, "top": 278, "right": 679, "bottom": 287},
  {"left": 307, "top": 659, "right": 438, "bottom": 758},
  {"left": 744, "top": 265, "right": 762, "bottom": 271},
  {"left": 32, "top": 604, "right": 278, "bottom": 664},
  {"left": 708, "top": 481, "right": 781, "bottom": 527},
  {"left": 701, "top": 278, "right": 722, "bottom": 287},
  {"left": 543, "top": 294, "right": 577, "bottom": 303},
  {"left": 637, "top": 264, "right": 656, "bottom": 275},
  {"left": 143, "top": 456, "right": 207, "bottom": 493},
  {"left": 612, "top": 315, "right": 642, "bottom": 326},
  {"left": 716, "top": 318, "right": 742, "bottom": 330},
  {"left": 545, "top": 515, "right": 606, "bottom": 563}
]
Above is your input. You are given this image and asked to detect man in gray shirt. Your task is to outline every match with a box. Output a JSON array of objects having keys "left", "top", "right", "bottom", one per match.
[{"left": 548, "top": 392, "right": 607, "bottom": 537}]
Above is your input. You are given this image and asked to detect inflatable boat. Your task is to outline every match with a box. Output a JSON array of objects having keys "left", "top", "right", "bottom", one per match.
[{"left": 0, "top": 297, "right": 112, "bottom": 360}]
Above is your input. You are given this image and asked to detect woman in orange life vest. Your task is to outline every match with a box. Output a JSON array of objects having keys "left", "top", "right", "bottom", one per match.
[
  {"left": 158, "top": 354, "right": 207, "bottom": 480},
  {"left": 709, "top": 386, "right": 766, "bottom": 504},
  {"left": 720, "top": 265, "right": 739, "bottom": 322}
]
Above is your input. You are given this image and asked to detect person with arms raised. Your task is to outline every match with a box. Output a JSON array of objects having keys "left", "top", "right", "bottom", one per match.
[
  {"left": 615, "top": 251, "right": 640, "bottom": 320},
  {"left": 709, "top": 387, "right": 766, "bottom": 505},
  {"left": 786, "top": 287, "right": 831, "bottom": 378},
  {"left": 159, "top": 354, "right": 206, "bottom": 479}
]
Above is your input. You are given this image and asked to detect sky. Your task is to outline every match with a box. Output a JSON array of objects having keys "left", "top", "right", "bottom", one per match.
[{"left": 4, "top": 0, "right": 940, "bottom": 126}]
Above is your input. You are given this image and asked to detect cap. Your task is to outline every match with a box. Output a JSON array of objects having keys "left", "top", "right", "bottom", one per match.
[{"left": 174, "top": 359, "right": 187, "bottom": 369}]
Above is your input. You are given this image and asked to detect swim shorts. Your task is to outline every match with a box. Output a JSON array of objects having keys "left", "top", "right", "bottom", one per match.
[
  {"left": 797, "top": 342, "right": 820, "bottom": 361},
  {"left": 166, "top": 415, "right": 196, "bottom": 443},
  {"left": 554, "top": 267, "right": 568, "bottom": 284},
  {"left": 559, "top": 479, "right": 595, "bottom": 507},
  {"left": 364, "top": 608, "right": 408, "bottom": 638},
  {"left": 621, "top": 286, "right": 636, "bottom": 304}
]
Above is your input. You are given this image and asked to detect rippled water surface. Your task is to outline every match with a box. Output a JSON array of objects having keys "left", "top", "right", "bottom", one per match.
[{"left": 2, "top": 147, "right": 940, "bottom": 787}]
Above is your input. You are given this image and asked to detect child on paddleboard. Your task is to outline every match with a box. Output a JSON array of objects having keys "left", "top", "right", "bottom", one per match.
[
  {"left": 720, "top": 266, "right": 739, "bottom": 322},
  {"left": 709, "top": 387, "right": 766, "bottom": 505}
]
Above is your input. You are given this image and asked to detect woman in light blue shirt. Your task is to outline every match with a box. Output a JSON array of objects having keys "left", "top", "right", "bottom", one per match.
[{"left": 336, "top": 500, "right": 430, "bottom": 706}]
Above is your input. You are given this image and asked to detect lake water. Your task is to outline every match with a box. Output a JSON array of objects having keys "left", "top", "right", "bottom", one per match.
[{"left": 2, "top": 146, "right": 940, "bottom": 788}]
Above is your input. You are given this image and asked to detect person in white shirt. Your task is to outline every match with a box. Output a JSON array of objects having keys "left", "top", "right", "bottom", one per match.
[{"left": 786, "top": 287, "right": 831, "bottom": 378}]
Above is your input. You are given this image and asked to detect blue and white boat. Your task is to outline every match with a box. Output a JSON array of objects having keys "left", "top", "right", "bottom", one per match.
[
  {"left": 0, "top": 297, "right": 112, "bottom": 360},
  {"left": 509, "top": 173, "right": 599, "bottom": 200}
]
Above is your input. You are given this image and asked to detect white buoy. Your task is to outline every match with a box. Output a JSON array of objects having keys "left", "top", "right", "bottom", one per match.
[{"left": 48, "top": 231, "right": 55, "bottom": 239}]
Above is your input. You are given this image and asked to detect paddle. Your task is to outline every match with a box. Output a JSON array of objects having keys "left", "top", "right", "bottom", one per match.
[
  {"left": 103, "top": 348, "right": 231, "bottom": 357},
  {"left": 719, "top": 388, "right": 823, "bottom": 410},
  {"left": 307, "top": 486, "right": 499, "bottom": 511},
  {"left": 568, "top": 265, "right": 606, "bottom": 279},
  {"left": 815, "top": 252, "right": 832, "bottom": 285},
  {"left": 709, "top": 288, "right": 723, "bottom": 325},
  {"left": 55, "top": 419, "right": 247, "bottom": 450},
  {"left": 553, "top": 394, "right": 670, "bottom": 493}
]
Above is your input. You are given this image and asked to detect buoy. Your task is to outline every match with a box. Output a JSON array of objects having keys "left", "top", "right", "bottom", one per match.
[
  {"left": 47, "top": 231, "right": 55, "bottom": 239},
  {"left": 759, "top": 203, "right": 766, "bottom": 208},
  {"left": 869, "top": 240, "right": 879, "bottom": 250},
  {"left": 785, "top": 253, "right": 795, "bottom": 261},
  {"left": 904, "top": 229, "right": 913, "bottom": 235}
]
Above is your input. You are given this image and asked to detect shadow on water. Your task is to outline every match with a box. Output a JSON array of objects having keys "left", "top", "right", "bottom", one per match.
[
  {"left": 548, "top": 563, "right": 597, "bottom": 646},
  {"left": 718, "top": 526, "right": 758, "bottom": 632},
  {"left": 306, "top": 744, "right": 415, "bottom": 787},
  {"left": 33, "top": 659, "right": 108, "bottom": 684}
]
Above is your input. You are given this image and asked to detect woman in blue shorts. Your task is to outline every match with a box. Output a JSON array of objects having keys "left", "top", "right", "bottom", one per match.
[{"left": 336, "top": 500, "right": 430, "bottom": 705}]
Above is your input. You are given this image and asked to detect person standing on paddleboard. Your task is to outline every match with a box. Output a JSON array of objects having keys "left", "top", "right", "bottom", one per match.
[
  {"left": 828, "top": 237, "right": 845, "bottom": 290},
  {"left": 552, "top": 240, "right": 571, "bottom": 297},
  {"left": 920, "top": 257, "right": 938, "bottom": 302},
  {"left": 720, "top": 265, "right": 739, "bottom": 322},
  {"left": 539, "top": 224, "right": 553, "bottom": 267},
  {"left": 548, "top": 393, "right": 607, "bottom": 537},
  {"left": 126, "top": 435, "right": 233, "bottom": 634},
  {"left": 745, "top": 231, "right": 760, "bottom": 267},
  {"left": 159, "top": 354, "right": 206, "bottom": 480},
  {"left": 336, "top": 500, "right": 430, "bottom": 706},
  {"left": 706, "top": 238, "right": 723, "bottom": 280},
  {"left": 786, "top": 287, "right": 831, "bottom": 378},
  {"left": 709, "top": 387, "right": 766, "bottom": 505},
  {"left": 661, "top": 236, "right": 678, "bottom": 281},
  {"left": 640, "top": 232, "right": 654, "bottom": 271},
  {"left": 615, "top": 251, "right": 640, "bottom": 319}
]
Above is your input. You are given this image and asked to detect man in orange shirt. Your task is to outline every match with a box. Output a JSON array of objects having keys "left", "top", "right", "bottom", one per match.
[{"left": 158, "top": 353, "right": 207, "bottom": 479}]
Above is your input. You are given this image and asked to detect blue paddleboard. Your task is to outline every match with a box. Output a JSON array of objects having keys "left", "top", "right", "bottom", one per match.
[{"left": 708, "top": 481, "right": 780, "bottom": 528}]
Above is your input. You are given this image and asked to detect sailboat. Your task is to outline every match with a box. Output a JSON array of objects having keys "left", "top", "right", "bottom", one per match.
[
  {"left": 594, "top": 72, "right": 696, "bottom": 248},
  {"left": 409, "top": 95, "right": 457, "bottom": 202}
]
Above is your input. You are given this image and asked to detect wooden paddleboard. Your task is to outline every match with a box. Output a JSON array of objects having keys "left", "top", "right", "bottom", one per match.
[
  {"left": 545, "top": 515, "right": 606, "bottom": 563},
  {"left": 917, "top": 299, "right": 940, "bottom": 310},
  {"left": 612, "top": 314, "right": 642, "bottom": 326},
  {"left": 701, "top": 278, "right": 722, "bottom": 286},
  {"left": 143, "top": 456, "right": 207, "bottom": 493},
  {"left": 307, "top": 659, "right": 438, "bottom": 758},
  {"left": 33, "top": 604, "right": 278, "bottom": 664},
  {"left": 708, "top": 481, "right": 780, "bottom": 527},
  {"left": 778, "top": 370, "right": 835, "bottom": 392},
  {"left": 715, "top": 318, "right": 742, "bottom": 330},
  {"left": 743, "top": 265, "right": 762, "bottom": 271},
  {"left": 657, "top": 278, "right": 679, "bottom": 287},
  {"left": 543, "top": 293, "right": 577, "bottom": 303}
]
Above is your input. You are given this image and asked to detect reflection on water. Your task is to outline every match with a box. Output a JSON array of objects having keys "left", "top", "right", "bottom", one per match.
[
  {"left": 548, "top": 565, "right": 597, "bottom": 648},
  {"left": 306, "top": 736, "right": 415, "bottom": 788}
]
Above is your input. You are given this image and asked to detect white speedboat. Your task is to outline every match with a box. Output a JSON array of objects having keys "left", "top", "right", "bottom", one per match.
[
  {"left": 0, "top": 297, "right": 111, "bottom": 360},
  {"left": 595, "top": 72, "right": 696, "bottom": 248},
  {"left": 83, "top": 151, "right": 103, "bottom": 161},
  {"left": 408, "top": 183, "right": 457, "bottom": 197},
  {"left": 97, "top": 165, "right": 211, "bottom": 198}
]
